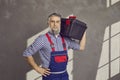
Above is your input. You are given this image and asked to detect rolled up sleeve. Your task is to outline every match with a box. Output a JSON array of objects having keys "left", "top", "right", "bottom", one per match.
[
  {"left": 65, "top": 38, "right": 80, "bottom": 50},
  {"left": 23, "top": 35, "right": 44, "bottom": 57}
]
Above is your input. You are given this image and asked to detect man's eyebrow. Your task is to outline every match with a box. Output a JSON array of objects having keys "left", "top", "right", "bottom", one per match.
[
  {"left": 50, "top": 20, "right": 55, "bottom": 22},
  {"left": 50, "top": 20, "right": 60, "bottom": 21}
]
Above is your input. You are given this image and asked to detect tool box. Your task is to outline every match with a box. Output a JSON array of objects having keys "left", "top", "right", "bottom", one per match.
[{"left": 60, "top": 16, "right": 87, "bottom": 40}]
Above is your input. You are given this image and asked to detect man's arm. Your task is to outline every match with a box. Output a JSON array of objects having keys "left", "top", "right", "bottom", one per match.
[
  {"left": 25, "top": 56, "right": 51, "bottom": 77},
  {"left": 79, "top": 31, "right": 86, "bottom": 51},
  {"left": 23, "top": 35, "right": 51, "bottom": 76}
]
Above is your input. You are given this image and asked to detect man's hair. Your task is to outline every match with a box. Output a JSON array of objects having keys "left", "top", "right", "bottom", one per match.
[{"left": 48, "top": 13, "right": 61, "bottom": 20}]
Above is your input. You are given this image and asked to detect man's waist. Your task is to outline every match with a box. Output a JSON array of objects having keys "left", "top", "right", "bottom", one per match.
[
  {"left": 50, "top": 69, "right": 67, "bottom": 74},
  {"left": 42, "top": 66, "right": 67, "bottom": 74}
]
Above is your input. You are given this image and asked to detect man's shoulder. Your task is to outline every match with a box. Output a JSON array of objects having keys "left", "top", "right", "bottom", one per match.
[
  {"left": 63, "top": 36, "right": 76, "bottom": 43},
  {"left": 63, "top": 36, "right": 71, "bottom": 40},
  {"left": 36, "top": 33, "right": 47, "bottom": 40}
]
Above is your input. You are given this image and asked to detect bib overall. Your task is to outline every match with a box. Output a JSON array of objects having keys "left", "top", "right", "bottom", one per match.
[{"left": 42, "top": 33, "right": 69, "bottom": 80}]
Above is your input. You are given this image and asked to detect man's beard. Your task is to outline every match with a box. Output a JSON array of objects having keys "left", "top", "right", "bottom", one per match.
[{"left": 49, "top": 27, "right": 60, "bottom": 35}]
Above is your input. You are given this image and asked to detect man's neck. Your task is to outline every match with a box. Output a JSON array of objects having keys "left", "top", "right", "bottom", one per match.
[
  {"left": 55, "top": 34, "right": 59, "bottom": 38},
  {"left": 48, "top": 31, "right": 60, "bottom": 37}
]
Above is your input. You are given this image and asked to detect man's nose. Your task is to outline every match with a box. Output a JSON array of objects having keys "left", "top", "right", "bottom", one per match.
[{"left": 54, "top": 22, "right": 57, "bottom": 26}]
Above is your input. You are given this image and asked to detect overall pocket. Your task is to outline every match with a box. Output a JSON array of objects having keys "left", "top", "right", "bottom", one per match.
[{"left": 54, "top": 55, "right": 67, "bottom": 63}]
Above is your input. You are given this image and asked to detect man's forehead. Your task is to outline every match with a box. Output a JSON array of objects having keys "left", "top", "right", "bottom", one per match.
[{"left": 49, "top": 16, "right": 61, "bottom": 20}]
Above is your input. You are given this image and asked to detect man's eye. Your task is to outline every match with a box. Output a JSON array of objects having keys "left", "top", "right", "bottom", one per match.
[
  {"left": 56, "top": 21, "right": 60, "bottom": 23},
  {"left": 51, "top": 21, "right": 54, "bottom": 22}
]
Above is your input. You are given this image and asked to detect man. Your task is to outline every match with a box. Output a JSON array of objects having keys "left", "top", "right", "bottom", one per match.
[{"left": 23, "top": 13, "right": 86, "bottom": 80}]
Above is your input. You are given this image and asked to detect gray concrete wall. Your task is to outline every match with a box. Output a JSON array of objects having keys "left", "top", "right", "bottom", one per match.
[{"left": 0, "top": 0, "right": 120, "bottom": 80}]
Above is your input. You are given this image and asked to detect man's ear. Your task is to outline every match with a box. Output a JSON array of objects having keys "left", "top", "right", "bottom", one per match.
[
  {"left": 47, "top": 20, "right": 49, "bottom": 25},
  {"left": 47, "top": 21, "right": 48, "bottom": 25}
]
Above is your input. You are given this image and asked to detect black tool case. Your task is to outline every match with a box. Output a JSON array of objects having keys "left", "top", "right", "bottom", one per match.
[{"left": 60, "top": 17, "right": 87, "bottom": 40}]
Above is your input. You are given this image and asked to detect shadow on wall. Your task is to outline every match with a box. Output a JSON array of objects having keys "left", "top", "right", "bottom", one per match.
[
  {"left": 72, "top": 1, "right": 120, "bottom": 80},
  {"left": 0, "top": 0, "right": 120, "bottom": 80}
]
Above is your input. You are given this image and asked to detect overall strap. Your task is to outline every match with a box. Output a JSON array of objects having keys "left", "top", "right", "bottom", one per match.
[
  {"left": 61, "top": 36, "right": 66, "bottom": 51},
  {"left": 46, "top": 33, "right": 67, "bottom": 51},
  {"left": 46, "top": 33, "right": 55, "bottom": 51}
]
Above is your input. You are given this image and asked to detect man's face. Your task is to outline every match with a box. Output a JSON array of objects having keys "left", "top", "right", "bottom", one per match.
[{"left": 48, "top": 15, "right": 61, "bottom": 34}]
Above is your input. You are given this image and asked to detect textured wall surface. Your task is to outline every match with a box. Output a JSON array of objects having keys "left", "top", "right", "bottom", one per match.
[{"left": 0, "top": 0, "right": 120, "bottom": 80}]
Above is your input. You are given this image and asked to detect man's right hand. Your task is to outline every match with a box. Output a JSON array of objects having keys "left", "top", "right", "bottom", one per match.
[
  {"left": 35, "top": 67, "right": 51, "bottom": 77},
  {"left": 25, "top": 56, "right": 51, "bottom": 77}
]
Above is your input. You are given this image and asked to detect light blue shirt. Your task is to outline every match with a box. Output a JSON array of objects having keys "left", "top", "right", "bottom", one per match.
[{"left": 23, "top": 32, "right": 80, "bottom": 68}]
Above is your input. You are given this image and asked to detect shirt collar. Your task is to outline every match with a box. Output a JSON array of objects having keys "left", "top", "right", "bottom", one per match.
[{"left": 48, "top": 31, "right": 61, "bottom": 38}]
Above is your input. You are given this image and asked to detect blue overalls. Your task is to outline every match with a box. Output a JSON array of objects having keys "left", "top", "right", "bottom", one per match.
[{"left": 42, "top": 33, "right": 69, "bottom": 80}]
